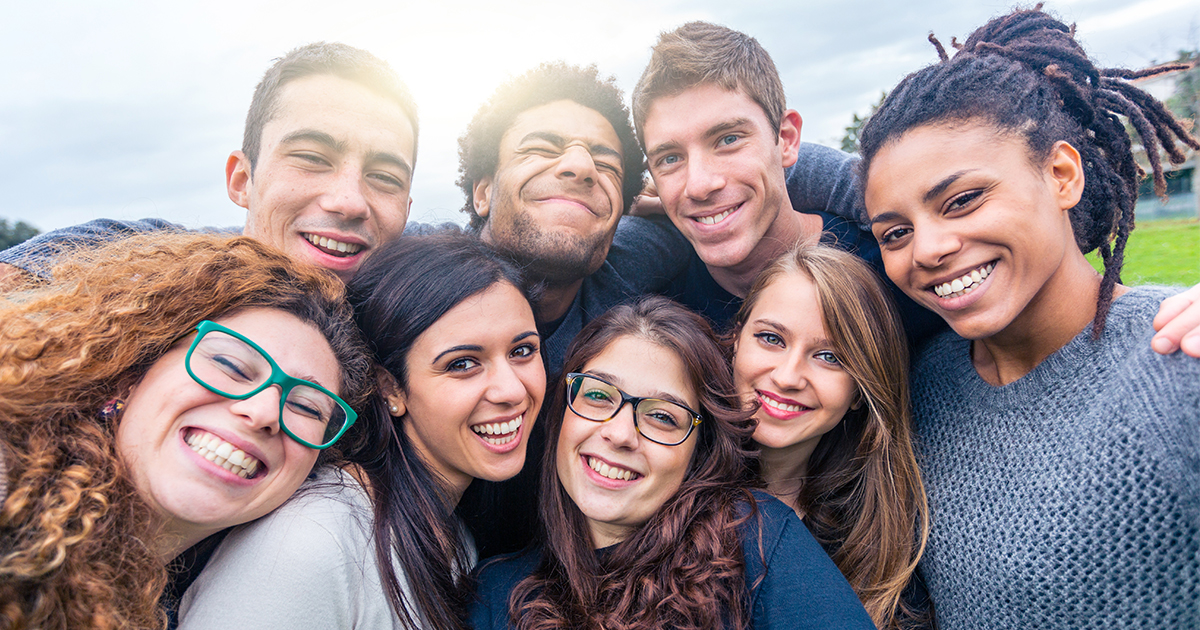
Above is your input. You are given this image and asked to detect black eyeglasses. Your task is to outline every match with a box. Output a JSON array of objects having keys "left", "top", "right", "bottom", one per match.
[{"left": 564, "top": 373, "right": 702, "bottom": 446}]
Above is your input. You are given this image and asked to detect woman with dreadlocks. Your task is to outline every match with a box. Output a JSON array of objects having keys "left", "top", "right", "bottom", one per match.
[{"left": 857, "top": 6, "right": 1199, "bottom": 628}]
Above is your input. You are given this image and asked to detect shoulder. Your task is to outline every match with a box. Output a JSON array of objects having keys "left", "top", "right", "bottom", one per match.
[
  {"left": 470, "top": 547, "right": 541, "bottom": 630},
  {"left": 178, "top": 470, "right": 391, "bottom": 629}
]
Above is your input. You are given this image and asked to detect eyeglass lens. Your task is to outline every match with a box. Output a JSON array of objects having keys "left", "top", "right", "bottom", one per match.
[
  {"left": 188, "top": 330, "right": 349, "bottom": 445},
  {"left": 569, "top": 374, "right": 694, "bottom": 445}
]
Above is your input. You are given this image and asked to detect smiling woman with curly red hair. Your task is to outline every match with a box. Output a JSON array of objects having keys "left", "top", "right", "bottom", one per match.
[{"left": 0, "top": 233, "right": 373, "bottom": 630}]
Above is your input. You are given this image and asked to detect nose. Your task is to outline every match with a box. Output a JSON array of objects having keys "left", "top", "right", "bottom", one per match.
[
  {"left": 485, "top": 362, "right": 528, "bottom": 407},
  {"left": 684, "top": 153, "right": 724, "bottom": 202},
  {"left": 911, "top": 219, "right": 961, "bottom": 269},
  {"left": 227, "top": 385, "right": 283, "bottom": 435},
  {"left": 770, "top": 351, "right": 809, "bottom": 392},
  {"left": 555, "top": 145, "right": 598, "bottom": 186},
  {"left": 598, "top": 403, "right": 640, "bottom": 450},
  {"left": 320, "top": 165, "right": 371, "bottom": 221}
]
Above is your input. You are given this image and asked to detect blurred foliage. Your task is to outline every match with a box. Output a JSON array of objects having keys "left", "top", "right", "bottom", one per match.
[
  {"left": 0, "top": 218, "right": 40, "bottom": 250},
  {"left": 840, "top": 92, "right": 887, "bottom": 155}
]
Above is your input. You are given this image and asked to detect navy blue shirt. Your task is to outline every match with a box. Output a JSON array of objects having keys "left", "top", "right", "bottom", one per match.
[{"left": 469, "top": 491, "right": 875, "bottom": 630}]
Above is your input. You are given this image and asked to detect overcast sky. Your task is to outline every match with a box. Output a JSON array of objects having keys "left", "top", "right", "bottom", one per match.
[{"left": 3, "top": 0, "right": 1197, "bottom": 232}]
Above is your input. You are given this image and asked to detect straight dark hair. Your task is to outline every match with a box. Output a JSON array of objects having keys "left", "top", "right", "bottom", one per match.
[{"left": 346, "top": 231, "right": 536, "bottom": 630}]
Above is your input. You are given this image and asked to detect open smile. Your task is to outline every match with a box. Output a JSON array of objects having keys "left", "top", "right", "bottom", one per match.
[
  {"left": 691, "top": 202, "right": 742, "bottom": 226},
  {"left": 756, "top": 390, "right": 811, "bottom": 419},
  {"left": 303, "top": 233, "right": 365, "bottom": 258},
  {"left": 185, "top": 428, "right": 264, "bottom": 479},
  {"left": 584, "top": 455, "right": 641, "bottom": 482},
  {"left": 470, "top": 414, "right": 523, "bottom": 447},
  {"left": 930, "top": 261, "right": 996, "bottom": 299}
]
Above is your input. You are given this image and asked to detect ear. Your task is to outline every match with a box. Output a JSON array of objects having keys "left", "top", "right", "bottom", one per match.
[
  {"left": 1047, "top": 141, "right": 1085, "bottom": 212},
  {"left": 472, "top": 177, "right": 494, "bottom": 220},
  {"left": 778, "top": 109, "right": 803, "bottom": 169},
  {"left": 226, "top": 151, "right": 252, "bottom": 210},
  {"left": 375, "top": 367, "right": 406, "bottom": 417}
]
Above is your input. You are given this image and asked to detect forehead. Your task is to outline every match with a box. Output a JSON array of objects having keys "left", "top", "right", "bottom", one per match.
[
  {"left": 263, "top": 74, "right": 416, "bottom": 162},
  {"left": 500, "top": 99, "right": 621, "bottom": 155},
  {"left": 211, "top": 308, "right": 341, "bottom": 391},
  {"left": 642, "top": 83, "right": 770, "bottom": 146},
  {"left": 749, "top": 270, "right": 823, "bottom": 328},
  {"left": 583, "top": 335, "right": 698, "bottom": 409}
]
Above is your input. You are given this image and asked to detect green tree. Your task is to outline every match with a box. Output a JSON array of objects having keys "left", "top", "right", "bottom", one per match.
[
  {"left": 0, "top": 218, "right": 40, "bottom": 250},
  {"left": 1164, "top": 49, "right": 1199, "bottom": 124},
  {"left": 840, "top": 91, "right": 887, "bottom": 155}
]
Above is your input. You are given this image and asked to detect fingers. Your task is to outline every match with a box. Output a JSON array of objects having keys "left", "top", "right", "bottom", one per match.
[{"left": 1151, "top": 284, "right": 1200, "bottom": 357}]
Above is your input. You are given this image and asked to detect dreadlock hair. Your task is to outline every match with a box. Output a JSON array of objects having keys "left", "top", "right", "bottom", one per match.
[
  {"left": 858, "top": 5, "right": 1200, "bottom": 335},
  {"left": 0, "top": 233, "right": 373, "bottom": 630},
  {"left": 507, "top": 296, "right": 759, "bottom": 630}
]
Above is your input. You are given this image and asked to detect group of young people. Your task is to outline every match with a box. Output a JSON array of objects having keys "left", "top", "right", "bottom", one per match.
[{"left": 1, "top": 6, "right": 1197, "bottom": 630}]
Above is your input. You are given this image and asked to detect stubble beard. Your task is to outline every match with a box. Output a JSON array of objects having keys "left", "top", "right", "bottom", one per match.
[{"left": 485, "top": 205, "right": 611, "bottom": 287}]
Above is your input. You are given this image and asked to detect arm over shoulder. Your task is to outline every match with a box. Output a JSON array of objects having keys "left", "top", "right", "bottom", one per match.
[
  {"left": 469, "top": 548, "right": 541, "bottom": 630},
  {"left": 744, "top": 493, "right": 874, "bottom": 630},
  {"left": 786, "top": 143, "right": 866, "bottom": 226},
  {"left": 0, "top": 218, "right": 197, "bottom": 279},
  {"left": 607, "top": 215, "right": 694, "bottom": 294}
]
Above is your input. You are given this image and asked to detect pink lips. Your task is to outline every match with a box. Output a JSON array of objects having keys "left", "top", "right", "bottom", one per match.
[
  {"left": 580, "top": 454, "right": 640, "bottom": 489},
  {"left": 179, "top": 427, "right": 262, "bottom": 486},
  {"left": 755, "top": 390, "right": 810, "bottom": 421}
]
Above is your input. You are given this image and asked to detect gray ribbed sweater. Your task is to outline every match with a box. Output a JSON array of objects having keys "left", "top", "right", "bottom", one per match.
[{"left": 911, "top": 287, "right": 1199, "bottom": 629}]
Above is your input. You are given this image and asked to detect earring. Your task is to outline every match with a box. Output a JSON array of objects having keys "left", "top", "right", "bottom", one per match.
[
  {"left": 389, "top": 403, "right": 400, "bottom": 415},
  {"left": 99, "top": 398, "right": 126, "bottom": 421}
]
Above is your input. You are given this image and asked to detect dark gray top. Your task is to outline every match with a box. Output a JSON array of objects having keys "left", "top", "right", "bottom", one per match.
[{"left": 910, "top": 287, "right": 1199, "bottom": 629}]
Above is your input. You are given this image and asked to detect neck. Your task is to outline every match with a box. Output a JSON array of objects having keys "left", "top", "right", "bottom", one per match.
[
  {"left": 757, "top": 441, "right": 815, "bottom": 516},
  {"left": 155, "top": 521, "right": 211, "bottom": 564},
  {"left": 707, "top": 209, "right": 823, "bottom": 298},
  {"left": 588, "top": 520, "right": 633, "bottom": 549},
  {"left": 532, "top": 278, "right": 584, "bottom": 324},
  {"left": 972, "top": 251, "right": 1127, "bottom": 385}
]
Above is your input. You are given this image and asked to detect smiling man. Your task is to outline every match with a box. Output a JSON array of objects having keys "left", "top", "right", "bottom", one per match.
[
  {"left": 0, "top": 42, "right": 417, "bottom": 285},
  {"left": 456, "top": 62, "right": 691, "bottom": 371}
]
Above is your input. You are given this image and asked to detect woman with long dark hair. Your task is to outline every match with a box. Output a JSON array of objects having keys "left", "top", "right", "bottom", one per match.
[
  {"left": 177, "top": 232, "right": 545, "bottom": 630},
  {"left": 0, "top": 233, "right": 374, "bottom": 630},
  {"left": 857, "top": 7, "right": 1199, "bottom": 628},
  {"left": 729, "top": 243, "right": 928, "bottom": 630},
  {"left": 471, "top": 296, "right": 873, "bottom": 630}
]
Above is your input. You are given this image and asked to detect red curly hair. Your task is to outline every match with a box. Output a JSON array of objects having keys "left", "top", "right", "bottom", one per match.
[{"left": 0, "top": 233, "right": 372, "bottom": 630}]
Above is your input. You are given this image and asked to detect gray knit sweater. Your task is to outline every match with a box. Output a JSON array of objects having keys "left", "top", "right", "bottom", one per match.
[{"left": 911, "top": 287, "right": 1199, "bottom": 629}]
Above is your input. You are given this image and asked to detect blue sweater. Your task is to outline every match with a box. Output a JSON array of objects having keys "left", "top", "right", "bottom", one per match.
[{"left": 469, "top": 491, "right": 874, "bottom": 630}]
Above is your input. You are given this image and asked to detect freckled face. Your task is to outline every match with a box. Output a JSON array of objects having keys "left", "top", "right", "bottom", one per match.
[
  {"left": 556, "top": 335, "right": 699, "bottom": 548},
  {"left": 733, "top": 271, "right": 857, "bottom": 460},
  {"left": 864, "top": 122, "right": 1082, "bottom": 340},
  {"left": 117, "top": 308, "right": 342, "bottom": 550}
]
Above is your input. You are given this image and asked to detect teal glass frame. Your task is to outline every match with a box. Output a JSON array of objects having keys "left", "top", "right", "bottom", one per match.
[
  {"left": 565, "top": 372, "right": 703, "bottom": 446},
  {"left": 185, "top": 320, "right": 357, "bottom": 449}
]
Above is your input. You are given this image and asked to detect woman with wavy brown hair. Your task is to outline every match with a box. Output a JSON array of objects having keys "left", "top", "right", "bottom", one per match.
[
  {"left": 471, "top": 296, "right": 873, "bottom": 630},
  {"left": 0, "top": 232, "right": 373, "bottom": 630},
  {"left": 730, "top": 243, "right": 929, "bottom": 629}
]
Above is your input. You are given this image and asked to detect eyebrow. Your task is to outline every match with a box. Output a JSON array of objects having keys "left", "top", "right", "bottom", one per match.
[
  {"left": 586, "top": 369, "right": 695, "bottom": 409},
  {"left": 645, "top": 117, "right": 753, "bottom": 159},
  {"left": 923, "top": 169, "right": 976, "bottom": 203},
  {"left": 430, "top": 331, "right": 540, "bottom": 365},
  {"left": 281, "top": 129, "right": 412, "bottom": 178},
  {"left": 520, "top": 131, "right": 622, "bottom": 160},
  {"left": 752, "top": 318, "right": 791, "bottom": 337}
]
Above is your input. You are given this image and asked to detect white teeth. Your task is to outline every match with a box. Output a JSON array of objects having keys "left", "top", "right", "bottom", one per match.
[
  {"left": 304, "top": 234, "right": 362, "bottom": 255},
  {"left": 933, "top": 262, "right": 995, "bottom": 298},
  {"left": 762, "top": 396, "right": 803, "bottom": 413},
  {"left": 472, "top": 415, "right": 522, "bottom": 445},
  {"left": 587, "top": 456, "right": 637, "bottom": 481},
  {"left": 695, "top": 207, "right": 734, "bottom": 225},
  {"left": 187, "top": 429, "right": 262, "bottom": 479}
]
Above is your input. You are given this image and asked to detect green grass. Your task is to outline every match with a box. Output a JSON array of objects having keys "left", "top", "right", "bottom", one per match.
[{"left": 1086, "top": 218, "right": 1200, "bottom": 286}]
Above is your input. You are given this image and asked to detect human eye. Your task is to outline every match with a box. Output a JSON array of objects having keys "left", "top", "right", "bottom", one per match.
[
  {"left": 291, "top": 152, "right": 332, "bottom": 167},
  {"left": 285, "top": 397, "right": 326, "bottom": 422},
  {"left": 642, "top": 405, "right": 684, "bottom": 429},
  {"left": 208, "top": 353, "right": 256, "bottom": 382},
  {"left": 878, "top": 225, "right": 912, "bottom": 246},
  {"left": 368, "top": 170, "right": 408, "bottom": 191},
  {"left": 814, "top": 350, "right": 841, "bottom": 366},
  {"left": 445, "top": 357, "right": 480, "bottom": 373},
  {"left": 753, "top": 331, "right": 784, "bottom": 348},
  {"left": 945, "top": 190, "right": 982, "bottom": 214},
  {"left": 511, "top": 342, "right": 540, "bottom": 360},
  {"left": 718, "top": 134, "right": 740, "bottom": 147},
  {"left": 582, "top": 387, "right": 612, "bottom": 403}
]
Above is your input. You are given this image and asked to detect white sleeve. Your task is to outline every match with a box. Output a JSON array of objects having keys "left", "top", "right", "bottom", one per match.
[{"left": 178, "top": 471, "right": 403, "bottom": 630}]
